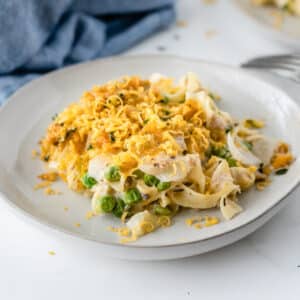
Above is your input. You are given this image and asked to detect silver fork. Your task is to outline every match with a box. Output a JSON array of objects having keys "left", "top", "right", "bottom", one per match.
[{"left": 241, "top": 54, "right": 300, "bottom": 83}]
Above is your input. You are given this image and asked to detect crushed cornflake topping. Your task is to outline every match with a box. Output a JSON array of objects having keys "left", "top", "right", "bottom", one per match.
[
  {"left": 202, "top": 0, "right": 217, "bottom": 4},
  {"left": 108, "top": 226, "right": 131, "bottom": 237},
  {"left": 204, "top": 216, "right": 219, "bottom": 227},
  {"left": 48, "top": 251, "right": 56, "bottom": 256},
  {"left": 185, "top": 216, "right": 202, "bottom": 227},
  {"left": 204, "top": 29, "right": 217, "bottom": 39},
  {"left": 31, "top": 149, "right": 39, "bottom": 158},
  {"left": 270, "top": 10, "right": 284, "bottom": 29},
  {"left": 176, "top": 20, "right": 187, "bottom": 27},
  {"left": 44, "top": 187, "right": 62, "bottom": 196},
  {"left": 64, "top": 206, "right": 69, "bottom": 212},
  {"left": 185, "top": 215, "right": 219, "bottom": 228},
  {"left": 85, "top": 211, "right": 94, "bottom": 220},
  {"left": 38, "top": 172, "right": 58, "bottom": 182},
  {"left": 75, "top": 223, "right": 81, "bottom": 227},
  {"left": 194, "top": 223, "right": 202, "bottom": 229},
  {"left": 256, "top": 179, "right": 271, "bottom": 191},
  {"left": 34, "top": 181, "right": 52, "bottom": 190}
]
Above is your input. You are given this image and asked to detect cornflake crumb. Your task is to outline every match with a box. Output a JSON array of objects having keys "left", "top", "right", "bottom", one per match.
[
  {"left": 185, "top": 216, "right": 219, "bottom": 228},
  {"left": 85, "top": 211, "right": 94, "bottom": 220},
  {"left": 204, "top": 216, "right": 219, "bottom": 227},
  {"left": 64, "top": 206, "right": 69, "bottom": 212},
  {"left": 38, "top": 172, "right": 58, "bottom": 182},
  {"left": 31, "top": 150, "right": 39, "bottom": 158},
  {"left": 44, "top": 187, "right": 62, "bottom": 196},
  {"left": 204, "top": 29, "right": 217, "bottom": 39},
  {"left": 185, "top": 216, "right": 202, "bottom": 227},
  {"left": 34, "top": 181, "right": 52, "bottom": 190},
  {"left": 48, "top": 251, "right": 56, "bottom": 256},
  {"left": 176, "top": 20, "right": 187, "bottom": 27},
  {"left": 75, "top": 223, "right": 81, "bottom": 227},
  {"left": 194, "top": 223, "right": 202, "bottom": 229},
  {"left": 202, "top": 0, "right": 217, "bottom": 5},
  {"left": 256, "top": 179, "right": 271, "bottom": 191},
  {"left": 270, "top": 10, "right": 283, "bottom": 29}
]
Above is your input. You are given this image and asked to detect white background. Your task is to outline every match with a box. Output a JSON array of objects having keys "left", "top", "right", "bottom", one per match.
[{"left": 1, "top": 0, "right": 300, "bottom": 299}]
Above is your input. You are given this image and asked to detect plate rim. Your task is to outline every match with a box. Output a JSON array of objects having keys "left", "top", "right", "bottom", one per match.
[{"left": 1, "top": 54, "right": 300, "bottom": 249}]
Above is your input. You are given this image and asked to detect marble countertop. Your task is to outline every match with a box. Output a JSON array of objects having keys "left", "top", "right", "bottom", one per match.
[{"left": 1, "top": 0, "right": 299, "bottom": 299}]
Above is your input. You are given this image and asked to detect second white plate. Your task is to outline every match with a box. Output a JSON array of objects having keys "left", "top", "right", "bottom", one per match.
[{"left": 234, "top": 0, "right": 300, "bottom": 47}]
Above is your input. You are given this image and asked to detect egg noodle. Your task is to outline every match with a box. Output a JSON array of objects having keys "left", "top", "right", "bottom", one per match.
[{"left": 39, "top": 72, "right": 293, "bottom": 242}]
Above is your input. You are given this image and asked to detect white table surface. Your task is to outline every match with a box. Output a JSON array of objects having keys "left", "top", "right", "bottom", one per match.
[{"left": 1, "top": 1, "right": 300, "bottom": 299}]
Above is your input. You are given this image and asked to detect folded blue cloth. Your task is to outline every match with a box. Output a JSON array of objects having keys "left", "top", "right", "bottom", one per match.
[{"left": 0, "top": 0, "right": 175, "bottom": 105}]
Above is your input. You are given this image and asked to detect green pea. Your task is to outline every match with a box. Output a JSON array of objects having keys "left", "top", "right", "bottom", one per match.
[
  {"left": 81, "top": 173, "right": 97, "bottom": 189},
  {"left": 154, "top": 205, "right": 171, "bottom": 216},
  {"left": 157, "top": 181, "right": 171, "bottom": 191},
  {"left": 124, "top": 188, "right": 142, "bottom": 204},
  {"left": 212, "top": 146, "right": 229, "bottom": 158},
  {"left": 112, "top": 198, "right": 126, "bottom": 218},
  {"left": 98, "top": 195, "right": 116, "bottom": 213},
  {"left": 104, "top": 166, "right": 121, "bottom": 182},
  {"left": 132, "top": 169, "right": 144, "bottom": 179},
  {"left": 144, "top": 174, "right": 160, "bottom": 187}
]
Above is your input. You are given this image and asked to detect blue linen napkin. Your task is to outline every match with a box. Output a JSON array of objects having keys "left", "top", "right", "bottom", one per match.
[{"left": 0, "top": 0, "right": 175, "bottom": 105}]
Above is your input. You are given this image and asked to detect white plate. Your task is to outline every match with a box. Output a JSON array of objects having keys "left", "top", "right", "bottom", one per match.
[
  {"left": 0, "top": 55, "right": 300, "bottom": 260},
  {"left": 234, "top": 0, "right": 300, "bottom": 47}
]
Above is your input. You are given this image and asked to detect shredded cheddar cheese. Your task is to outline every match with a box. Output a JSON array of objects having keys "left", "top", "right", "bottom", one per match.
[{"left": 40, "top": 76, "right": 210, "bottom": 191}]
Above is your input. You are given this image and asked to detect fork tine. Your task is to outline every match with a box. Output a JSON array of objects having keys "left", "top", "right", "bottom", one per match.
[
  {"left": 246, "top": 56, "right": 300, "bottom": 67},
  {"left": 242, "top": 54, "right": 300, "bottom": 84},
  {"left": 242, "top": 61, "right": 296, "bottom": 72}
]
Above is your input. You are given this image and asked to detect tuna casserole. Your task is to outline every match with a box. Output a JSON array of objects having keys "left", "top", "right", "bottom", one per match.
[{"left": 39, "top": 73, "right": 293, "bottom": 242}]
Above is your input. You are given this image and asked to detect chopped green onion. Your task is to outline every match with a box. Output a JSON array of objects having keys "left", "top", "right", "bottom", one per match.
[
  {"left": 104, "top": 165, "right": 121, "bottom": 182},
  {"left": 112, "top": 198, "right": 126, "bottom": 218},
  {"left": 211, "top": 145, "right": 236, "bottom": 167},
  {"left": 144, "top": 174, "right": 160, "bottom": 187},
  {"left": 157, "top": 181, "right": 171, "bottom": 191},
  {"left": 51, "top": 113, "right": 58, "bottom": 121},
  {"left": 160, "top": 96, "right": 169, "bottom": 104},
  {"left": 81, "top": 173, "right": 97, "bottom": 189},
  {"left": 97, "top": 195, "right": 116, "bottom": 213},
  {"left": 227, "top": 157, "right": 237, "bottom": 167},
  {"left": 43, "top": 155, "right": 50, "bottom": 162},
  {"left": 275, "top": 168, "right": 288, "bottom": 175},
  {"left": 242, "top": 140, "right": 253, "bottom": 151},
  {"left": 154, "top": 205, "right": 171, "bottom": 216},
  {"left": 124, "top": 188, "right": 142, "bottom": 204},
  {"left": 212, "top": 146, "right": 230, "bottom": 159},
  {"left": 87, "top": 144, "right": 93, "bottom": 150},
  {"left": 208, "top": 92, "right": 216, "bottom": 100}
]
